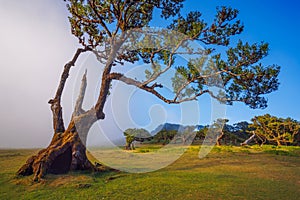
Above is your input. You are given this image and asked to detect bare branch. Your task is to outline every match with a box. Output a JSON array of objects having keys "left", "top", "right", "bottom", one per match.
[
  {"left": 52, "top": 47, "right": 90, "bottom": 102},
  {"left": 73, "top": 70, "right": 88, "bottom": 116},
  {"left": 93, "top": 35, "right": 126, "bottom": 119},
  {"left": 109, "top": 72, "right": 177, "bottom": 104},
  {"left": 123, "top": 1, "right": 138, "bottom": 27},
  {"left": 48, "top": 47, "right": 90, "bottom": 133},
  {"left": 173, "top": 78, "right": 194, "bottom": 102},
  {"left": 109, "top": 72, "right": 210, "bottom": 104},
  {"left": 141, "top": 37, "right": 189, "bottom": 86},
  {"left": 112, "top": 1, "right": 123, "bottom": 36}
]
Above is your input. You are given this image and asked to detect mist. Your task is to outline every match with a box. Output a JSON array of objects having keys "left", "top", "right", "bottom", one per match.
[{"left": 0, "top": 1, "right": 80, "bottom": 148}]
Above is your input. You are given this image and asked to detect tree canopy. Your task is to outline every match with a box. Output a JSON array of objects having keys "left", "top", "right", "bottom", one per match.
[
  {"left": 62, "top": 0, "right": 280, "bottom": 124},
  {"left": 250, "top": 114, "right": 300, "bottom": 146}
]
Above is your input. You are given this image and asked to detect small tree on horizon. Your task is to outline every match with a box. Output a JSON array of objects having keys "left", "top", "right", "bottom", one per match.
[
  {"left": 123, "top": 128, "right": 151, "bottom": 150},
  {"left": 18, "top": 0, "right": 280, "bottom": 181}
]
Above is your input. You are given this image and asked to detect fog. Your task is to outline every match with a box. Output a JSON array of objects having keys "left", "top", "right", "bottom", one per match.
[{"left": 0, "top": 1, "right": 81, "bottom": 148}]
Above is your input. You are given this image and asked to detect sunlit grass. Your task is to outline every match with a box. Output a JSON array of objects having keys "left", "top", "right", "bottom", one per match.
[{"left": 0, "top": 145, "right": 299, "bottom": 199}]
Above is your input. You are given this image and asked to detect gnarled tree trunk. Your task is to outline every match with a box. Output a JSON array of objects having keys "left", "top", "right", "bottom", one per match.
[
  {"left": 17, "top": 69, "right": 95, "bottom": 181},
  {"left": 17, "top": 121, "right": 93, "bottom": 182},
  {"left": 17, "top": 49, "right": 103, "bottom": 181},
  {"left": 216, "top": 130, "right": 224, "bottom": 146},
  {"left": 17, "top": 43, "right": 118, "bottom": 181}
]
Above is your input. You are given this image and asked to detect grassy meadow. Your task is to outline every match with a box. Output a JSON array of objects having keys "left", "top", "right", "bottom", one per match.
[{"left": 0, "top": 145, "right": 299, "bottom": 200}]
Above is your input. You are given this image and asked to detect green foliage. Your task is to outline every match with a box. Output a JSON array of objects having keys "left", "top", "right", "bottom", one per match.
[
  {"left": 124, "top": 134, "right": 135, "bottom": 149},
  {"left": 153, "top": 130, "right": 177, "bottom": 144},
  {"left": 142, "top": 116, "right": 300, "bottom": 147},
  {"left": 65, "top": 0, "right": 184, "bottom": 48},
  {"left": 195, "top": 126, "right": 208, "bottom": 140},
  {"left": 123, "top": 128, "right": 152, "bottom": 149},
  {"left": 64, "top": 0, "right": 280, "bottom": 109},
  {"left": 250, "top": 114, "right": 300, "bottom": 146},
  {"left": 123, "top": 128, "right": 151, "bottom": 138}
]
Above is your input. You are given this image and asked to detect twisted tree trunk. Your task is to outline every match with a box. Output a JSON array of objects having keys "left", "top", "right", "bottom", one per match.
[
  {"left": 216, "top": 130, "right": 224, "bottom": 146},
  {"left": 17, "top": 121, "right": 93, "bottom": 181},
  {"left": 17, "top": 41, "right": 120, "bottom": 180},
  {"left": 17, "top": 49, "right": 101, "bottom": 181}
]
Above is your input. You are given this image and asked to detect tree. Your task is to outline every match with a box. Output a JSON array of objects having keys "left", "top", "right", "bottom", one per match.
[
  {"left": 250, "top": 114, "right": 300, "bottom": 146},
  {"left": 230, "top": 121, "right": 253, "bottom": 145},
  {"left": 18, "top": 0, "right": 280, "bottom": 181},
  {"left": 123, "top": 128, "right": 151, "bottom": 150},
  {"left": 124, "top": 131, "right": 135, "bottom": 150},
  {"left": 233, "top": 121, "right": 251, "bottom": 137},
  {"left": 195, "top": 126, "right": 209, "bottom": 142},
  {"left": 210, "top": 119, "right": 229, "bottom": 146},
  {"left": 153, "top": 130, "right": 177, "bottom": 144},
  {"left": 178, "top": 126, "right": 197, "bottom": 145}
]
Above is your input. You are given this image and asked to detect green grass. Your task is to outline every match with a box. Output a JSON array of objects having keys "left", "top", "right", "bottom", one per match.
[{"left": 0, "top": 145, "right": 300, "bottom": 200}]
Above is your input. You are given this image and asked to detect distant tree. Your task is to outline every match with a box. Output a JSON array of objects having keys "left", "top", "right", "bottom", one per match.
[
  {"left": 221, "top": 123, "right": 243, "bottom": 145},
  {"left": 250, "top": 114, "right": 300, "bottom": 146},
  {"left": 123, "top": 128, "right": 151, "bottom": 150},
  {"left": 18, "top": 0, "right": 281, "bottom": 181},
  {"left": 231, "top": 121, "right": 253, "bottom": 144},
  {"left": 154, "top": 130, "right": 177, "bottom": 144},
  {"left": 233, "top": 121, "right": 250, "bottom": 135},
  {"left": 124, "top": 130, "right": 135, "bottom": 150},
  {"left": 195, "top": 126, "right": 209, "bottom": 142},
  {"left": 179, "top": 126, "right": 197, "bottom": 144},
  {"left": 211, "top": 119, "right": 229, "bottom": 146}
]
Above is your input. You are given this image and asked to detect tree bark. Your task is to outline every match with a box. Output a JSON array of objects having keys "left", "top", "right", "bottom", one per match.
[
  {"left": 17, "top": 41, "right": 123, "bottom": 181},
  {"left": 17, "top": 109, "right": 101, "bottom": 182},
  {"left": 17, "top": 66, "right": 99, "bottom": 181},
  {"left": 125, "top": 141, "right": 135, "bottom": 150},
  {"left": 48, "top": 48, "right": 89, "bottom": 134},
  {"left": 216, "top": 131, "right": 224, "bottom": 146},
  {"left": 276, "top": 140, "right": 282, "bottom": 146},
  {"left": 17, "top": 121, "right": 93, "bottom": 182},
  {"left": 241, "top": 133, "right": 256, "bottom": 146}
]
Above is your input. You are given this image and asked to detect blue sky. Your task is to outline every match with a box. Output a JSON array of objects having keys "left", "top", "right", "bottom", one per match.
[
  {"left": 187, "top": 0, "right": 300, "bottom": 123},
  {"left": 90, "top": 0, "right": 300, "bottom": 147},
  {"left": 125, "top": 0, "right": 300, "bottom": 125},
  {"left": 0, "top": 0, "right": 299, "bottom": 148}
]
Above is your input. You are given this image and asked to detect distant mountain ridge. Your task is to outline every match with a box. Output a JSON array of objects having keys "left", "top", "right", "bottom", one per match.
[{"left": 151, "top": 123, "right": 204, "bottom": 135}]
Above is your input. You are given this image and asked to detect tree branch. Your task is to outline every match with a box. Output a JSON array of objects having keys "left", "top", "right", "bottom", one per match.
[
  {"left": 89, "top": 0, "right": 112, "bottom": 37},
  {"left": 48, "top": 47, "right": 90, "bottom": 133},
  {"left": 93, "top": 36, "right": 126, "bottom": 119},
  {"left": 109, "top": 72, "right": 178, "bottom": 104},
  {"left": 141, "top": 37, "right": 189, "bottom": 86},
  {"left": 108, "top": 72, "right": 211, "bottom": 104},
  {"left": 73, "top": 70, "right": 88, "bottom": 117}
]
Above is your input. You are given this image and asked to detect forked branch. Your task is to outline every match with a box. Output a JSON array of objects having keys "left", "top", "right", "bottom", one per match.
[
  {"left": 109, "top": 72, "right": 211, "bottom": 104},
  {"left": 48, "top": 47, "right": 90, "bottom": 133}
]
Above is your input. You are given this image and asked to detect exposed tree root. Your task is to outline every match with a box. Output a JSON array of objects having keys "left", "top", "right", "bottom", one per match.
[{"left": 17, "top": 130, "right": 93, "bottom": 182}]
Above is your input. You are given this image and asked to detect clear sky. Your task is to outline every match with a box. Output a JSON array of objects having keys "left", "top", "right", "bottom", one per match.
[
  {"left": 0, "top": 0, "right": 299, "bottom": 148},
  {"left": 191, "top": 0, "right": 300, "bottom": 123}
]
